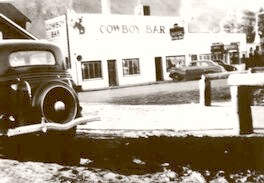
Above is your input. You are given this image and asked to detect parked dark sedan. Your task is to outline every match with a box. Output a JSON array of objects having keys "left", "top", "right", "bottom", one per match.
[{"left": 169, "top": 60, "right": 226, "bottom": 81}]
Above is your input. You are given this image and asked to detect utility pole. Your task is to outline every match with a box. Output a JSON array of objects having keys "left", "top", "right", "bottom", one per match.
[
  {"left": 101, "top": 0, "right": 111, "bottom": 14},
  {"left": 256, "top": 12, "right": 264, "bottom": 51}
]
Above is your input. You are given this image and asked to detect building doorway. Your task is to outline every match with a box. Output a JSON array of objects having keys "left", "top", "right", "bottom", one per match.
[
  {"left": 107, "top": 60, "right": 118, "bottom": 86},
  {"left": 155, "top": 57, "right": 164, "bottom": 81}
]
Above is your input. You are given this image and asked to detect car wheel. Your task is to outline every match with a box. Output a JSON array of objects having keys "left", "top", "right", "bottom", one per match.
[
  {"left": 171, "top": 73, "right": 183, "bottom": 81},
  {"left": 32, "top": 81, "right": 81, "bottom": 136}
]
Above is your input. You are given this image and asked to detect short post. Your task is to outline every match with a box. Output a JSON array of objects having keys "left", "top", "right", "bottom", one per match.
[
  {"left": 227, "top": 73, "right": 264, "bottom": 135},
  {"left": 230, "top": 85, "right": 253, "bottom": 134},
  {"left": 199, "top": 75, "right": 211, "bottom": 106}
]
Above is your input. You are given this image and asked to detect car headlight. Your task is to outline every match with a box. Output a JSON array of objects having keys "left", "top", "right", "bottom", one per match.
[{"left": 10, "top": 83, "right": 18, "bottom": 91}]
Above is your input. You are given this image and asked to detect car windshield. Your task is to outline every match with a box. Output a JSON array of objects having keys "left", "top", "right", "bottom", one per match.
[
  {"left": 199, "top": 61, "right": 214, "bottom": 66},
  {"left": 9, "top": 51, "right": 56, "bottom": 67},
  {"left": 189, "top": 61, "right": 214, "bottom": 67},
  {"left": 215, "top": 60, "right": 224, "bottom": 65}
]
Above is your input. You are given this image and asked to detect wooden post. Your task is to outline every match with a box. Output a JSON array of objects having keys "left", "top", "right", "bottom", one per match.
[
  {"left": 199, "top": 75, "right": 211, "bottom": 106},
  {"left": 230, "top": 85, "right": 253, "bottom": 134}
]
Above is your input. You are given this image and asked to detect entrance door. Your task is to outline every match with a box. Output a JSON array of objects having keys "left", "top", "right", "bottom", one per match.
[
  {"left": 155, "top": 57, "right": 164, "bottom": 81},
  {"left": 107, "top": 60, "right": 118, "bottom": 86}
]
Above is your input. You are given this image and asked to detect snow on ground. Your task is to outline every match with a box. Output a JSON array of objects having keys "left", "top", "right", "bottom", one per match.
[
  {"left": 0, "top": 158, "right": 214, "bottom": 183},
  {"left": 78, "top": 102, "right": 244, "bottom": 137},
  {"left": 0, "top": 158, "right": 263, "bottom": 183},
  {"left": 80, "top": 103, "right": 235, "bottom": 128}
]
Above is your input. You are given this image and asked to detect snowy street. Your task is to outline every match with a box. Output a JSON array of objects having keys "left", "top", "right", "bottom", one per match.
[{"left": 78, "top": 102, "right": 264, "bottom": 137}]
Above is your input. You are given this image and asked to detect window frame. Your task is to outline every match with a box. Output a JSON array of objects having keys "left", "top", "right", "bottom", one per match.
[
  {"left": 122, "top": 58, "right": 140, "bottom": 76},
  {"left": 81, "top": 60, "right": 102, "bottom": 80},
  {"left": 166, "top": 55, "right": 186, "bottom": 71},
  {"left": 199, "top": 54, "right": 211, "bottom": 61}
]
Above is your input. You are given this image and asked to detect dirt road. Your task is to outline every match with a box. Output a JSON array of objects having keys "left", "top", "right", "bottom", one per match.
[{"left": 78, "top": 79, "right": 228, "bottom": 104}]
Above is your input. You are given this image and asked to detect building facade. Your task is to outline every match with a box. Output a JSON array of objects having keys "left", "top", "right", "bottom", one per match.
[{"left": 46, "top": 12, "right": 247, "bottom": 90}]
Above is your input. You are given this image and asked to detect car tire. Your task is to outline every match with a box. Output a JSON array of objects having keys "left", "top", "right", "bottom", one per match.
[
  {"left": 171, "top": 73, "right": 183, "bottom": 81},
  {"left": 33, "top": 81, "right": 78, "bottom": 123},
  {"left": 32, "top": 81, "right": 82, "bottom": 133}
]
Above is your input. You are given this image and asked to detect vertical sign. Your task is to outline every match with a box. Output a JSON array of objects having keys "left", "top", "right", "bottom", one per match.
[{"left": 45, "top": 15, "right": 68, "bottom": 57}]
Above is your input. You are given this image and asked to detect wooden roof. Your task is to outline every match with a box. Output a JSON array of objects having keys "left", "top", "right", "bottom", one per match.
[{"left": 0, "top": 3, "right": 31, "bottom": 24}]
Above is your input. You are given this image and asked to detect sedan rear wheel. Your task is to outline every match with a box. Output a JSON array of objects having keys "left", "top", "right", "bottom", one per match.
[
  {"left": 171, "top": 73, "right": 183, "bottom": 81},
  {"left": 33, "top": 81, "right": 80, "bottom": 136}
]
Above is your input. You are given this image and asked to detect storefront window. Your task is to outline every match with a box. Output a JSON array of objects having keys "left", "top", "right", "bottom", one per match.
[
  {"left": 191, "top": 54, "right": 198, "bottom": 61},
  {"left": 122, "top": 58, "right": 140, "bottom": 76},
  {"left": 212, "top": 54, "right": 223, "bottom": 61},
  {"left": 199, "top": 54, "right": 211, "bottom": 61},
  {"left": 81, "top": 61, "right": 102, "bottom": 80},
  {"left": 166, "top": 55, "right": 185, "bottom": 71}
]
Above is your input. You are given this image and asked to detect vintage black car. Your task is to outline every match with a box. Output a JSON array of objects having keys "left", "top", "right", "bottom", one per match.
[
  {"left": 169, "top": 60, "right": 226, "bottom": 81},
  {"left": 0, "top": 39, "right": 91, "bottom": 137}
]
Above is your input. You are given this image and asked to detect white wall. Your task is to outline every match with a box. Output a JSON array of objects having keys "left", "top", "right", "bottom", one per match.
[
  {"left": 66, "top": 13, "right": 186, "bottom": 90},
  {"left": 46, "top": 13, "right": 247, "bottom": 90}
]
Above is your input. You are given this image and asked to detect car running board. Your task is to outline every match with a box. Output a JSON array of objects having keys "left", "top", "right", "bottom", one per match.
[{"left": 6, "top": 116, "right": 101, "bottom": 137}]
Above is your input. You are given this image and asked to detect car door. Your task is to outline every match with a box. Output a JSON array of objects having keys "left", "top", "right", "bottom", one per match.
[
  {"left": 197, "top": 62, "right": 209, "bottom": 76},
  {"left": 186, "top": 62, "right": 204, "bottom": 79}
]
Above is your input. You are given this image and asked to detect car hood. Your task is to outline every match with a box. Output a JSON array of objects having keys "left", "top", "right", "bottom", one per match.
[
  {"left": 169, "top": 67, "right": 187, "bottom": 76},
  {"left": 224, "top": 65, "right": 237, "bottom": 71},
  {"left": 170, "top": 67, "right": 188, "bottom": 72}
]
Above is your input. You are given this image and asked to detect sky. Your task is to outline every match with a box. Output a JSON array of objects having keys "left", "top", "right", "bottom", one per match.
[
  {"left": 180, "top": 0, "right": 264, "bottom": 19},
  {"left": 1, "top": 0, "right": 264, "bottom": 36},
  {"left": 179, "top": 0, "right": 264, "bottom": 32},
  {"left": 182, "top": 0, "right": 263, "bottom": 12},
  {"left": 2, "top": 0, "right": 263, "bottom": 12}
]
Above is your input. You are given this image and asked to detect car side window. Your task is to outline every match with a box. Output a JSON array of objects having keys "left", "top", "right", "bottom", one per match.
[{"left": 200, "top": 62, "right": 212, "bottom": 66}]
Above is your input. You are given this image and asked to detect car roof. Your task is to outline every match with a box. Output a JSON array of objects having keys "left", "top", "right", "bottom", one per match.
[
  {"left": 0, "top": 39, "right": 58, "bottom": 48},
  {"left": 0, "top": 39, "right": 63, "bottom": 61},
  {"left": 0, "top": 39, "right": 65, "bottom": 72},
  {"left": 193, "top": 60, "right": 212, "bottom": 62},
  {"left": 192, "top": 60, "right": 213, "bottom": 63}
]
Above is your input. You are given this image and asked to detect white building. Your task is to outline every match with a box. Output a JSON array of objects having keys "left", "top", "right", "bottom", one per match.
[{"left": 45, "top": 12, "right": 246, "bottom": 90}]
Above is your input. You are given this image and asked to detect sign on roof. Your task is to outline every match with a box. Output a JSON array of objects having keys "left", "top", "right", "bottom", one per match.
[{"left": 169, "top": 24, "right": 184, "bottom": 40}]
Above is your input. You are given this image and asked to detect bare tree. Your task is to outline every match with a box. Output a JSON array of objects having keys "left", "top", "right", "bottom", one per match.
[{"left": 223, "top": 10, "right": 256, "bottom": 43}]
